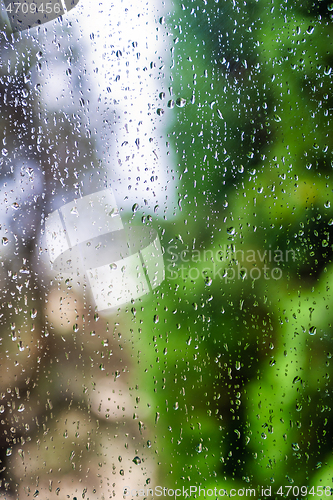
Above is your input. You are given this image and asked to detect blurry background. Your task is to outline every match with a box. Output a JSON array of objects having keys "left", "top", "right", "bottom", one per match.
[{"left": 0, "top": 0, "right": 332, "bottom": 498}]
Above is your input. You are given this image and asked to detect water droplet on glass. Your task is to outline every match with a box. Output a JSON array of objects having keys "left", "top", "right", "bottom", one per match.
[
  {"left": 239, "top": 269, "right": 247, "bottom": 280},
  {"left": 227, "top": 227, "right": 235, "bottom": 235},
  {"left": 309, "top": 326, "right": 316, "bottom": 335},
  {"left": 2, "top": 237, "right": 9, "bottom": 246},
  {"left": 176, "top": 97, "right": 186, "bottom": 108},
  {"left": 30, "top": 309, "right": 37, "bottom": 319},
  {"left": 167, "top": 99, "right": 175, "bottom": 109},
  {"left": 153, "top": 315, "right": 159, "bottom": 324},
  {"left": 132, "top": 456, "right": 142, "bottom": 465},
  {"left": 157, "top": 108, "right": 164, "bottom": 116},
  {"left": 132, "top": 203, "right": 139, "bottom": 213}
]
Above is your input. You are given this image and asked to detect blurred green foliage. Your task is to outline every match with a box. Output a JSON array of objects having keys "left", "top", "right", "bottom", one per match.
[{"left": 134, "top": 0, "right": 333, "bottom": 495}]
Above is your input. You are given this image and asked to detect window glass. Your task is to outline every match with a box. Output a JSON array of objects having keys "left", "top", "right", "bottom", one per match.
[{"left": 0, "top": 0, "right": 332, "bottom": 498}]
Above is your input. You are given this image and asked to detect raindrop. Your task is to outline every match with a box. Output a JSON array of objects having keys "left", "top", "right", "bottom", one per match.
[
  {"left": 239, "top": 269, "right": 247, "bottom": 280},
  {"left": 73, "top": 324, "right": 79, "bottom": 333},
  {"left": 132, "top": 456, "right": 142, "bottom": 465},
  {"left": 2, "top": 237, "right": 9, "bottom": 246},
  {"left": 167, "top": 99, "right": 175, "bottom": 109},
  {"left": 12, "top": 202, "right": 19, "bottom": 210},
  {"left": 30, "top": 309, "right": 37, "bottom": 319},
  {"left": 227, "top": 227, "right": 235, "bottom": 235},
  {"left": 157, "top": 108, "right": 164, "bottom": 116},
  {"left": 132, "top": 203, "right": 139, "bottom": 213},
  {"left": 153, "top": 315, "right": 159, "bottom": 324},
  {"left": 309, "top": 326, "right": 316, "bottom": 335},
  {"left": 176, "top": 97, "right": 186, "bottom": 108}
]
